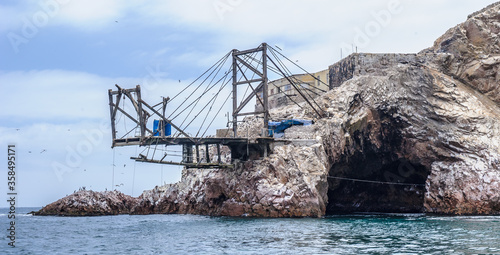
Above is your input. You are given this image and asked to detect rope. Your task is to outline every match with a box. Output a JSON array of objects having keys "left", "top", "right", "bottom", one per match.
[
  {"left": 132, "top": 146, "right": 137, "bottom": 196},
  {"left": 175, "top": 52, "right": 231, "bottom": 129},
  {"left": 327, "top": 176, "right": 425, "bottom": 186},
  {"left": 174, "top": 69, "right": 232, "bottom": 135},
  {"left": 196, "top": 66, "right": 232, "bottom": 137},
  {"left": 183, "top": 75, "right": 231, "bottom": 133},
  {"left": 168, "top": 51, "right": 231, "bottom": 119},
  {"left": 268, "top": 48, "right": 324, "bottom": 113},
  {"left": 169, "top": 51, "right": 231, "bottom": 102},
  {"left": 201, "top": 90, "right": 232, "bottom": 137},
  {"left": 269, "top": 45, "right": 329, "bottom": 88},
  {"left": 112, "top": 148, "right": 115, "bottom": 190}
]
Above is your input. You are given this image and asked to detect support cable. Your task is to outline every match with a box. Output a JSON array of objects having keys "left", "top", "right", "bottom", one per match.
[
  {"left": 183, "top": 73, "right": 231, "bottom": 133},
  {"left": 268, "top": 45, "right": 329, "bottom": 88},
  {"left": 172, "top": 68, "right": 232, "bottom": 136},
  {"left": 196, "top": 66, "right": 232, "bottom": 137},
  {"left": 201, "top": 90, "right": 232, "bottom": 137},
  {"left": 169, "top": 51, "right": 231, "bottom": 102},
  {"left": 171, "top": 61, "right": 232, "bottom": 123},
  {"left": 268, "top": 49, "right": 324, "bottom": 116},
  {"left": 327, "top": 176, "right": 425, "bottom": 186},
  {"left": 112, "top": 148, "right": 115, "bottom": 190},
  {"left": 175, "top": 53, "right": 231, "bottom": 130},
  {"left": 168, "top": 52, "right": 231, "bottom": 119}
]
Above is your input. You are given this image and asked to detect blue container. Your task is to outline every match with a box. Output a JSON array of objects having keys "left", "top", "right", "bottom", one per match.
[
  {"left": 153, "top": 120, "right": 172, "bottom": 137},
  {"left": 268, "top": 119, "right": 313, "bottom": 137}
]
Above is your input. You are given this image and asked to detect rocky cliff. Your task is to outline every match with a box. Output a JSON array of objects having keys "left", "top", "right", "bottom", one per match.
[
  {"left": 35, "top": 3, "right": 500, "bottom": 217},
  {"left": 32, "top": 190, "right": 138, "bottom": 216}
]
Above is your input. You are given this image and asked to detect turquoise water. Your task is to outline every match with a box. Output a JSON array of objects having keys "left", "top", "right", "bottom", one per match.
[{"left": 1, "top": 208, "right": 499, "bottom": 254}]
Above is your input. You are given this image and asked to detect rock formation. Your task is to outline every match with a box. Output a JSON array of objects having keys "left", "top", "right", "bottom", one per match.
[
  {"left": 32, "top": 190, "right": 138, "bottom": 216},
  {"left": 35, "top": 2, "right": 500, "bottom": 217}
]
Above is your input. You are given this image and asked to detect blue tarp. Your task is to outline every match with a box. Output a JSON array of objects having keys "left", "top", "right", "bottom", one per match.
[
  {"left": 268, "top": 119, "right": 312, "bottom": 136},
  {"left": 153, "top": 120, "right": 172, "bottom": 137}
]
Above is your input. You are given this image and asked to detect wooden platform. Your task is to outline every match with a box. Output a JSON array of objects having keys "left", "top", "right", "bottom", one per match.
[
  {"left": 113, "top": 136, "right": 255, "bottom": 147},
  {"left": 122, "top": 136, "right": 274, "bottom": 168}
]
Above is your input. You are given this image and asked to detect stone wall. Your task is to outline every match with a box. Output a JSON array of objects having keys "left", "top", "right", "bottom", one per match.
[{"left": 328, "top": 53, "right": 449, "bottom": 89}]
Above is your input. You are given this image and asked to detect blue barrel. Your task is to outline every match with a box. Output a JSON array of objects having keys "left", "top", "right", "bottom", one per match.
[{"left": 153, "top": 120, "right": 172, "bottom": 137}]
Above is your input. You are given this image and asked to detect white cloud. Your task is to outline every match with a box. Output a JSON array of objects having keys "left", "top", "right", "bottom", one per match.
[
  {"left": 0, "top": 70, "right": 115, "bottom": 121},
  {"left": 54, "top": 0, "right": 129, "bottom": 31}
]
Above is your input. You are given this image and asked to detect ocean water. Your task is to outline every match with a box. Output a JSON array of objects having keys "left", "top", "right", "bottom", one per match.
[{"left": 1, "top": 208, "right": 499, "bottom": 254}]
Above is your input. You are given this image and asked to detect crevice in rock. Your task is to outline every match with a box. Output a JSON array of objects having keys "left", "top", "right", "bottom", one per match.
[
  {"left": 326, "top": 156, "right": 430, "bottom": 214},
  {"left": 325, "top": 107, "right": 431, "bottom": 214}
]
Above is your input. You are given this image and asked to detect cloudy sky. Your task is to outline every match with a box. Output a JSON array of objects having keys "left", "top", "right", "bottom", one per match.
[{"left": 1, "top": 0, "right": 496, "bottom": 207}]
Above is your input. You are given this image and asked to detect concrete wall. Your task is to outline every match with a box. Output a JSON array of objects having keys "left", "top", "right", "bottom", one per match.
[
  {"left": 256, "top": 69, "right": 329, "bottom": 111},
  {"left": 328, "top": 53, "right": 439, "bottom": 89}
]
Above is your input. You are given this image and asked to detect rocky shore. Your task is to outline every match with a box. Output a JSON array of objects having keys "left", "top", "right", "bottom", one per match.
[{"left": 35, "top": 2, "right": 500, "bottom": 217}]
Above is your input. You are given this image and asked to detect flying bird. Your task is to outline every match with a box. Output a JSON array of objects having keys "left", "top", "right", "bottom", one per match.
[{"left": 40, "top": 149, "right": 46, "bottom": 153}]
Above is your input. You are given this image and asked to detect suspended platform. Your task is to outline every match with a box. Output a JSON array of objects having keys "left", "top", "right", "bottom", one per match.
[
  {"left": 115, "top": 135, "right": 274, "bottom": 168},
  {"left": 108, "top": 43, "right": 326, "bottom": 169}
]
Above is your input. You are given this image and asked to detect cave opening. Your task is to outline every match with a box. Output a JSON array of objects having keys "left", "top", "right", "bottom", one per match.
[{"left": 326, "top": 152, "right": 431, "bottom": 214}]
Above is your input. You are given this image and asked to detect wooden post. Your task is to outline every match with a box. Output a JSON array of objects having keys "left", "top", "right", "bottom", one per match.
[
  {"left": 217, "top": 143, "right": 221, "bottom": 164},
  {"left": 136, "top": 85, "right": 145, "bottom": 143},
  {"left": 232, "top": 49, "right": 238, "bottom": 138},
  {"left": 262, "top": 43, "right": 269, "bottom": 136},
  {"left": 183, "top": 144, "right": 193, "bottom": 163},
  {"left": 108, "top": 89, "right": 117, "bottom": 147},
  {"left": 196, "top": 144, "right": 200, "bottom": 163},
  {"left": 205, "top": 144, "right": 210, "bottom": 163}
]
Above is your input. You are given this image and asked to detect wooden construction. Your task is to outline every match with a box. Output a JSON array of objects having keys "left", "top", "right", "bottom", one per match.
[{"left": 108, "top": 43, "right": 324, "bottom": 168}]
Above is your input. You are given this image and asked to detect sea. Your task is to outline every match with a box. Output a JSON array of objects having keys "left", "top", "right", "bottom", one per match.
[{"left": 1, "top": 207, "right": 499, "bottom": 255}]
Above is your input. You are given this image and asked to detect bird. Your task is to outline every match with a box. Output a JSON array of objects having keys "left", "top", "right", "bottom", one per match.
[
  {"left": 115, "top": 21, "right": 118, "bottom": 23},
  {"left": 28, "top": 151, "right": 32, "bottom": 153},
  {"left": 16, "top": 129, "right": 20, "bottom": 131},
  {"left": 123, "top": 164, "right": 126, "bottom": 167},
  {"left": 179, "top": 80, "right": 181, "bottom": 83},
  {"left": 40, "top": 149, "right": 46, "bottom": 153}
]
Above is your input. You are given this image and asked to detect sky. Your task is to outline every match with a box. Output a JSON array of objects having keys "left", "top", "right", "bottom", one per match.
[{"left": 1, "top": 0, "right": 497, "bottom": 207}]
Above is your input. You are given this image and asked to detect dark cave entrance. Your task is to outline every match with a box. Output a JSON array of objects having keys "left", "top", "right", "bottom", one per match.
[{"left": 326, "top": 152, "right": 431, "bottom": 214}]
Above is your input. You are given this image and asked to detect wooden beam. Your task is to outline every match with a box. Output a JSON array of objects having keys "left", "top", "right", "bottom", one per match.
[
  {"left": 234, "top": 82, "right": 264, "bottom": 115},
  {"left": 235, "top": 63, "right": 264, "bottom": 108},
  {"left": 205, "top": 144, "right": 210, "bottom": 163},
  {"left": 139, "top": 99, "right": 196, "bottom": 144},
  {"left": 235, "top": 55, "right": 264, "bottom": 77},
  {"left": 217, "top": 143, "right": 221, "bottom": 163},
  {"left": 234, "top": 78, "right": 264, "bottom": 85},
  {"left": 108, "top": 89, "right": 117, "bottom": 146},
  {"left": 267, "top": 56, "right": 324, "bottom": 118},
  {"left": 236, "top": 111, "right": 266, "bottom": 117},
  {"left": 233, "top": 45, "right": 263, "bottom": 56}
]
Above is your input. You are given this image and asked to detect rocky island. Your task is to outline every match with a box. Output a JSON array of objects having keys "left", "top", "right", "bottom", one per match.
[{"left": 34, "top": 2, "right": 500, "bottom": 217}]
